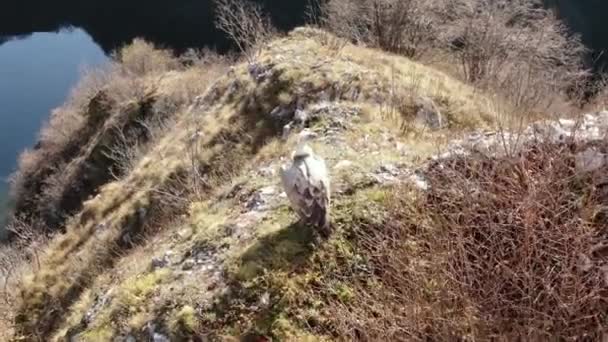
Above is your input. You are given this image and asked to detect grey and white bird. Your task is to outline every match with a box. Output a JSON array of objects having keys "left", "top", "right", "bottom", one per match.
[{"left": 280, "top": 143, "right": 332, "bottom": 237}]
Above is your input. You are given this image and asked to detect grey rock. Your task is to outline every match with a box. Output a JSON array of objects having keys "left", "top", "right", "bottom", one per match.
[
  {"left": 151, "top": 256, "right": 169, "bottom": 270},
  {"left": 84, "top": 288, "right": 114, "bottom": 326},
  {"left": 294, "top": 109, "right": 309, "bottom": 124},
  {"left": 396, "top": 142, "right": 408, "bottom": 154},
  {"left": 297, "top": 128, "right": 318, "bottom": 142},
  {"left": 270, "top": 106, "right": 294, "bottom": 121},
  {"left": 558, "top": 119, "right": 576, "bottom": 130},
  {"left": 408, "top": 172, "right": 429, "bottom": 191},
  {"left": 246, "top": 186, "right": 276, "bottom": 211},
  {"left": 153, "top": 333, "right": 170, "bottom": 342},
  {"left": 597, "top": 111, "right": 608, "bottom": 123},
  {"left": 379, "top": 164, "right": 400, "bottom": 176},
  {"left": 259, "top": 292, "right": 271, "bottom": 308},
  {"left": 334, "top": 160, "right": 354, "bottom": 170},
  {"left": 177, "top": 227, "right": 193, "bottom": 240},
  {"left": 258, "top": 166, "right": 276, "bottom": 178},
  {"left": 182, "top": 259, "right": 196, "bottom": 271},
  {"left": 248, "top": 63, "right": 273, "bottom": 82},
  {"left": 531, "top": 121, "right": 571, "bottom": 142},
  {"left": 578, "top": 253, "right": 593, "bottom": 272},
  {"left": 575, "top": 148, "right": 607, "bottom": 173},
  {"left": 282, "top": 123, "right": 293, "bottom": 140}
]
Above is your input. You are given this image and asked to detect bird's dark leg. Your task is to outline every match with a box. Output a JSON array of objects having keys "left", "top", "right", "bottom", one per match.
[{"left": 318, "top": 221, "right": 333, "bottom": 239}]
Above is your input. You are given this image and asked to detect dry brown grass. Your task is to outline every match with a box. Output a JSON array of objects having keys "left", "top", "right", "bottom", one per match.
[
  {"left": 0, "top": 218, "right": 48, "bottom": 340},
  {"left": 324, "top": 141, "right": 608, "bottom": 340}
]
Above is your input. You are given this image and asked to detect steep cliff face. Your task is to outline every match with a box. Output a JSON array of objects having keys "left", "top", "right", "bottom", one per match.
[{"left": 4, "top": 27, "right": 608, "bottom": 341}]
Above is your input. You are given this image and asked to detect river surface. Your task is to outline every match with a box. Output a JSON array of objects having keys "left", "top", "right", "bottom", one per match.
[
  {"left": 0, "top": 28, "right": 106, "bottom": 229},
  {"left": 0, "top": 0, "right": 605, "bottom": 231}
]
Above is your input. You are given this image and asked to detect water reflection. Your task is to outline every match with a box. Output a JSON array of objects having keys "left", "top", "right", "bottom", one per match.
[
  {"left": 0, "top": 0, "right": 309, "bottom": 54},
  {"left": 0, "top": 28, "right": 107, "bottom": 231}
]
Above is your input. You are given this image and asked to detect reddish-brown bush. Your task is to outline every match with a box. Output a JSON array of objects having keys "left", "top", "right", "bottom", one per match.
[{"left": 328, "top": 141, "right": 608, "bottom": 340}]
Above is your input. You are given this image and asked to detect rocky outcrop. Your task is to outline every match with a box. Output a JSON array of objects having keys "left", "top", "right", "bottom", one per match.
[
  {"left": 8, "top": 87, "right": 165, "bottom": 237},
  {"left": 433, "top": 111, "right": 608, "bottom": 160}
]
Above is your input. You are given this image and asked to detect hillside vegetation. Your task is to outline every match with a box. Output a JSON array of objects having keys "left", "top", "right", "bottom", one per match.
[{"left": 2, "top": 0, "right": 608, "bottom": 341}]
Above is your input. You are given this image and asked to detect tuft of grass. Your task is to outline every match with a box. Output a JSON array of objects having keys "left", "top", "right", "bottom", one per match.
[
  {"left": 231, "top": 217, "right": 315, "bottom": 282},
  {"left": 169, "top": 305, "right": 199, "bottom": 338}
]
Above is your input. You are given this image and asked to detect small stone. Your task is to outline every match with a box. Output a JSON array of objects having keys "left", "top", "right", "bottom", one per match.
[
  {"left": 294, "top": 109, "right": 309, "bottom": 124},
  {"left": 151, "top": 256, "right": 169, "bottom": 270},
  {"left": 259, "top": 292, "right": 271, "bottom": 308},
  {"left": 379, "top": 164, "right": 399, "bottom": 176},
  {"left": 558, "top": 118, "right": 576, "bottom": 130},
  {"left": 258, "top": 166, "right": 275, "bottom": 178},
  {"left": 270, "top": 106, "right": 293, "bottom": 120},
  {"left": 597, "top": 111, "right": 608, "bottom": 122},
  {"left": 259, "top": 186, "right": 276, "bottom": 195},
  {"left": 409, "top": 173, "right": 429, "bottom": 191},
  {"left": 282, "top": 123, "right": 293, "bottom": 140},
  {"left": 575, "top": 148, "right": 607, "bottom": 173},
  {"left": 298, "top": 128, "right": 318, "bottom": 141},
  {"left": 222, "top": 224, "right": 237, "bottom": 237},
  {"left": 153, "top": 333, "right": 170, "bottom": 342},
  {"left": 248, "top": 63, "right": 269, "bottom": 81},
  {"left": 334, "top": 160, "right": 354, "bottom": 170},
  {"left": 533, "top": 121, "right": 571, "bottom": 142},
  {"left": 578, "top": 253, "right": 593, "bottom": 272},
  {"left": 177, "top": 227, "right": 193, "bottom": 240},
  {"left": 182, "top": 259, "right": 196, "bottom": 271},
  {"left": 246, "top": 186, "right": 276, "bottom": 211}
]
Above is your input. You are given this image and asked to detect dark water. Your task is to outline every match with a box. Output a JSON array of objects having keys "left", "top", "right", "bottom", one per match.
[
  {"left": 0, "top": 28, "right": 106, "bottom": 230},
  {"left": 545, "top": 0, "right": 608, "bottom": 70},
  {"left": 0, "top": 0, "right": 605, "bottom": 232}
]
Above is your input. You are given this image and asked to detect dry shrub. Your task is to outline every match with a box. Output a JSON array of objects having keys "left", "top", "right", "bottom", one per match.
[
  {"left": 104, "top": 115, "right": 178, "bottom": 179},
  {"left": 322, "top": 0, "right": 588, "bottom": 113},
  {"left": 446, "top": 0, "right": 588, "bottom": 112},
  {"left": 213, "top": 0, "right": 276, "bottom": 63},
  {"left": 322, "top": 0, "right": 441, "bottom": 59},
  {"left": 582, "top": 73, "right": 608, "bottom": 113},
  {"left": 114, "top": 39, "right": 179, "bottom": 77},
  {"left": 0, "top": 218, "right": 48, "bottom": 338},
  {"left": 329, "top": 141, "right": 608, "bottom": 340}
]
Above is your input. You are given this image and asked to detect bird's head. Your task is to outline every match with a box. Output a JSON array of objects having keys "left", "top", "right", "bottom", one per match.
[{"left": 293, "top": 143, "right": 314, "bottom": 160}]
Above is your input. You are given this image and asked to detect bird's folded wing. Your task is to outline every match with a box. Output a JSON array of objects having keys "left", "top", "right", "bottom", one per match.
[{"left": 281, "top": 157, "right": 330, "bottom": 222}]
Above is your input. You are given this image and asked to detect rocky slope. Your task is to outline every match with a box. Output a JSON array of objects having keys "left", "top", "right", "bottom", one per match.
[{"left": 4, "top": 27, "right": 608, "bottom": 341}]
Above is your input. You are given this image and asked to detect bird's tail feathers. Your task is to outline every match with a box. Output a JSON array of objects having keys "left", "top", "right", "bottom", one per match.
[{"left": 310, "top": 204, "right": 332, "bottom": 238}]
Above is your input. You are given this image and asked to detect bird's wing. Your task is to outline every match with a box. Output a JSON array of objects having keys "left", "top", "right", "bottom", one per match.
[
  {"left": 281, "top": 156, "right": 331, "bottom": 228},
  {"left": 281, "top": 162, "right": 313, "bottom": 218},
  {"left": 305, "top": 155, "right": 330, "bottom": 206},
  {"left": 300, "top": 156, "right": 330, "bottom": 229}
]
